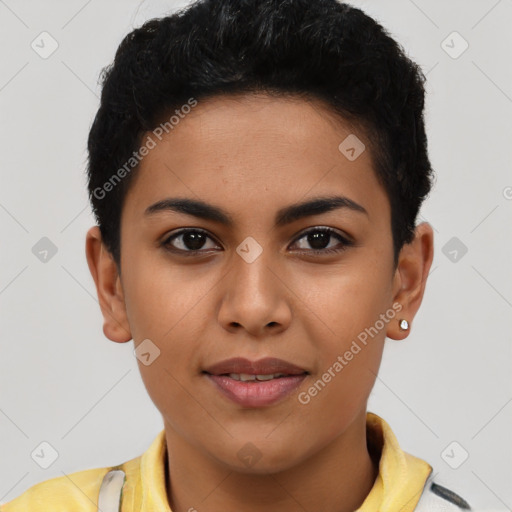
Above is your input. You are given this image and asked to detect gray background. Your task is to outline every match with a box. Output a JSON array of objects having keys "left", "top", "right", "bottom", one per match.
[{"left": 1, "top": 0, "right": 511, "bottom": 510}]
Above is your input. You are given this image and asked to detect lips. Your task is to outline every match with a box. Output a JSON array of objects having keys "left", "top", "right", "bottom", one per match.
[
  {"left": 203, "top": 357, "right": 309, "bottom": 407},
  {"left": 203, "top": 357, "right": 308, "bottom": 377}
]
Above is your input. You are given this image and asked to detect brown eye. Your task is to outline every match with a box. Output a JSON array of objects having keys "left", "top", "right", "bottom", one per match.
[
  {"left": 291, "top": 227, "right": 352, "bottom": 255},
  {"left": 162, "top": 229, "right": 220, "bottom": 254}
]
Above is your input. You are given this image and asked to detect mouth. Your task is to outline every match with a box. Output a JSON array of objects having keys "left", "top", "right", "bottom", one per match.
[
  {"left": 202, "top": 357, "right": 309, "bottom": 407},
  {"left": 211, "top": 372, "right": 301, "bottom": 381},
  {"left": 203, "top": 356, "right": 308, "bottom": 376}
]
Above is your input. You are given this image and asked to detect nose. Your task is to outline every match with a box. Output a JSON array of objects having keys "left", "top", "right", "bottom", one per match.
[{"left": 217, "top": 246, "right": 292, "bottom": 338}]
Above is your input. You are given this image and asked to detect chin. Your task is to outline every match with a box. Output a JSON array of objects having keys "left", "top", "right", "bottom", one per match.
[
  {"left": 232, "top": 456, "right": 300, "bottom": 475},
  {"left": 210, "top": 438, "right": 308, "bottom": 475}
]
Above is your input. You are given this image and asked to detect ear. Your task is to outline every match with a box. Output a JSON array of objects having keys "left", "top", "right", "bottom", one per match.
[
  {"left": 387, "top": 222, "right": 434, "bottom": 340},
  {"left": 85, "top": 226, "right": 132, "bottom": 343}
]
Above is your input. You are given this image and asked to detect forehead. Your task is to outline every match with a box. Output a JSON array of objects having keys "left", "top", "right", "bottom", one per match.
[{"left": 122, "top": 93, "right": 389, "bottom": 227}]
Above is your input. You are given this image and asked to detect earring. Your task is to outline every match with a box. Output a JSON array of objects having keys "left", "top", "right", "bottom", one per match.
[{"left": 398, "top": 319, "right": 409, "bottom": 331}]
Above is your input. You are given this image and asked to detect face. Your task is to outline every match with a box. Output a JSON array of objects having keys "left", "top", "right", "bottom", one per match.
[{"left": 88, "top": 93, "right": 427, "bottom": 473}]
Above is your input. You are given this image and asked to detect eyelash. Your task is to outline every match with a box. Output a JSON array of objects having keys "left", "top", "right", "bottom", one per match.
[{"left": 161, "top": 227, "right": 353, "bottom": 257}]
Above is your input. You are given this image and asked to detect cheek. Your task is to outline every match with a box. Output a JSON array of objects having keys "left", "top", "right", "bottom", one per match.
[
  {"left": 297, "top": 260, "right": 390, "bottom": 405},
  {"left": 123, "top": 252, "right": 215, "bottom": 343},
  {"left": 302, "top": 259, "right": 392, "bottom": 343},
  {"left": 122, "top": 258, "right": 212, "bottom": 404}
]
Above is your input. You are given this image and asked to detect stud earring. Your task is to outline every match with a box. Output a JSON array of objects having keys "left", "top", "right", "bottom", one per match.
[{"left": 398, "top": 319, "right": 409, "bottom": 331}]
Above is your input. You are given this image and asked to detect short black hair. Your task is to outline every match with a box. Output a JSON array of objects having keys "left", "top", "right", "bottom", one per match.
[{"left": 86, "top": 0, "right": 434, "bottom": 271}]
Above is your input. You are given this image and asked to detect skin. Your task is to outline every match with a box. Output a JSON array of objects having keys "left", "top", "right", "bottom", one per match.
[{"left": 86, "top": 93, "right": 434, "bottom": 512}]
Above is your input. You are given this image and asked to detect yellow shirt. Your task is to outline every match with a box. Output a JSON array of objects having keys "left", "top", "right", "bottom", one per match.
[{"left": 0, "top": 412, "right": 432, "bottom": 512}]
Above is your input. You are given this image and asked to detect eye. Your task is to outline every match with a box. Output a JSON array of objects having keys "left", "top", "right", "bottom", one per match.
[
  {"left": 290, "top": 227, "right": 352, "bottom": 255},
  {"left": 161, "top": 226, "right": 352, "bottom": 257},
  {"left": 162, "top": 228, "right": 220, "bottom": 255}
]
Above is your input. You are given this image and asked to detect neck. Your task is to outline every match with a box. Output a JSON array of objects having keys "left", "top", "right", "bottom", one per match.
[{"left": 164, "top": 410, "right": 379, "bottom": 512}]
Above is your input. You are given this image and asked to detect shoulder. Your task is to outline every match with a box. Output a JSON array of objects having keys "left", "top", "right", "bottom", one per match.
[
  {"left": 0, "top": 465, "right": 119, "bottom": 512},
  {"left": 415, "top": 476, "right": 472, "bottom": 511},
  {"left": 1, "top": 432, "right": 160, "bottom": 512}
]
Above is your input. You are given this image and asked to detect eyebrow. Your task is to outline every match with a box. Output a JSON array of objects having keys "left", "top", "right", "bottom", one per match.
[{"left": 144, "top": 195, "right": 368, "bottom": 227}]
